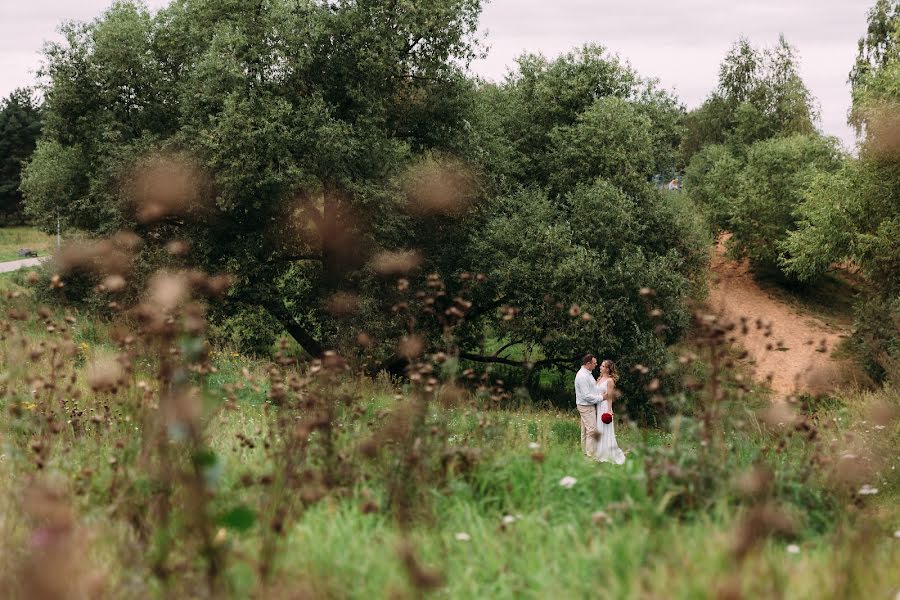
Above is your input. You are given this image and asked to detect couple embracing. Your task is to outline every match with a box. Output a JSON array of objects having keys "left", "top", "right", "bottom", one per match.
[{"left": 575, "top": 354, "right": 626, "bottom": 464}]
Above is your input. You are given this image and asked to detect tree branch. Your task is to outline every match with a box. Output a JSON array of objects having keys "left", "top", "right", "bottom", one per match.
[
  {"left": 262, "top": 301, "right": 324, "bottom": 357},
  {"left": 457, "top": 352, "right": 576, "bottom": 371},
  {"left": 492, "top": 339, "right": 524, "bottom": 358},
  {"left": 279, "top": 253, "right": 323, "bottom": 262},
  {"left": 462, "top": 296, "right": 509, "bottom": 323}
]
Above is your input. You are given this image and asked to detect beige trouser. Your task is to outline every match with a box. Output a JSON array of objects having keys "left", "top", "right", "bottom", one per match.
[{"left": 577, "top": 404, "right": 599, "bottom": 456}]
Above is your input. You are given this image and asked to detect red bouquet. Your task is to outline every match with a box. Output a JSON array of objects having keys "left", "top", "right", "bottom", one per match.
[{"left": 600, "top": 412, "right": 613, "bottom": 424}]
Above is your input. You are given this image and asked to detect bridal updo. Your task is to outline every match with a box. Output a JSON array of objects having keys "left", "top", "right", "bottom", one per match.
[{"left": 601, "top": 359, "right": 619, "bottom": 382}]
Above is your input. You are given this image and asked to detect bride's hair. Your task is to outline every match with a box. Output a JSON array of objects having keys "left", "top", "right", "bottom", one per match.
[{"left": 602, "top": 359, "right": 619, "bottom": 382}]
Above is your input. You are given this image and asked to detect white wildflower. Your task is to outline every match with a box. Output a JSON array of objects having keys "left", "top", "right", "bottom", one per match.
[
  {"left": 858, "top": 484, "right": 879, "bottom": 496},
  {"left": 454, "top": 532, "right": 471, "bottom": 542},
  {"left": 559, "top": 476, "right": 577, "bottom": 489},
  {"left": 528, "top": 442, "right": 540, "bottom": 450},
  {"left": 501, "top": 515, "right": 517, "bottom": 525},
  {"left": 786, "top": 544, "right": 800, "bottom": 554}
]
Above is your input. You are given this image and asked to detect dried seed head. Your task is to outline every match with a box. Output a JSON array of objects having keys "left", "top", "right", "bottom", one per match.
[
  {"left": 326, "top": 291, "right": 359, "bottom": 317},
  {"left": 111, "top": 230, "right": 143, "bottom": 251},
  {"left": 128, "top": 154, "right": 209, "bottom": 224},
  {"left": 147, "top": 271, "right": 188, "bottom": 313},
  {"left": 86, "top": 355, "right": 126, "bottom": 393},
  {"left": 734, "top": 466, "right": 774, "bottom": 499},
  {"left": 102, "top": 275, "right": 127, "bottom": 293},
  {"left": 403, "top": 158, "right": 477, "bottom": 217},
  {"left": 165, "top": 239, "right": 191, "bottom": 256},
  {"left": 398, "top": 335, "right": 425, "bottom": 359},
  {"left": 371, "top": 250, "right": 422, "bottom": 276},
  {"left": 731, "top": 503, "right": 794, "bottom": 561},
  {"left": 396, "top": 541, "right": 445, "bottom": 592}
]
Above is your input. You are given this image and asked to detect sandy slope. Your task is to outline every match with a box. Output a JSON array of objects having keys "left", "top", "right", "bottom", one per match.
[{"left": 707, "top": 239, "right": 847, "bottom": 398}]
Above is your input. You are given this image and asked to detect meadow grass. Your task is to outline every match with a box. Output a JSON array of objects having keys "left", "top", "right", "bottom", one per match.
[
  {"left": 0, "top": 226, "right": 53, "bottom": 262},
  {"left": 0, "top": 268, "right": 897, "bottom": 599}
]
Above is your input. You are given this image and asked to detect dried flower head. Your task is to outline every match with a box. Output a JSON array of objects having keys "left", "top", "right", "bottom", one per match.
[{"left": 371, "top": 250, "right": 422, "bottom": 276}]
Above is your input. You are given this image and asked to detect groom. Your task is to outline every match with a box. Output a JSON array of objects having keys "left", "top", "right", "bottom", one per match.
[{"left": 575, "top": 354, "right": 604, "bottom": 456}]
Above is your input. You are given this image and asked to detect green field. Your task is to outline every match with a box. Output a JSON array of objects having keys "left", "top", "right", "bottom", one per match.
[
  {"left": 0, "top": 268, "right": 896, "bottom": 599},
  {"left": 0, "top": 227, "right": 53, "bottom": 262}
]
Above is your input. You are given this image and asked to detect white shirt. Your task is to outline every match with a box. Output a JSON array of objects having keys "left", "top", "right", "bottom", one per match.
[{"left": 575, "top": 366, "right": 603, "bottom": 406}]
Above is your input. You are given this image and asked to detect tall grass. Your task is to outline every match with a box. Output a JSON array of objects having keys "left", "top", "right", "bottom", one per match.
[{"left": 0, "top": 230, "right": 897, "bottom": 598}]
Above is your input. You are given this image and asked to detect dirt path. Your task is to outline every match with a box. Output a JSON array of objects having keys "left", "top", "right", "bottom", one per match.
[{"left": 707, "top": 238, "right": 847, "bottom": 398}]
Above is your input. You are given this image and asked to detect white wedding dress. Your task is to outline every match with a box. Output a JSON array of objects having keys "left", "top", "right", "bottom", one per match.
[{"left": 594, "top": 379, "right": 625, "bottom": 464}]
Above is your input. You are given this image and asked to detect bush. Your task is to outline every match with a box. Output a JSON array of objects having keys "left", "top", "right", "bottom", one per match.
[
  {"left": 209, "top": 304, "right": 284, "bottom": 357},
  {"left": 849, "top": 295, "right": 900, "bottom": 383},
  {"left": 683, "top": 144, "right": 741, "bottom": 233},
  {"left": 727, "top": 134, "right": 843, "bottom": 275}
]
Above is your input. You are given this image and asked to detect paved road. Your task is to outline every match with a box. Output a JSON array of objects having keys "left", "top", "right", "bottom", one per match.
[{"left": 0, "top": 257, "right": 46, "bottom": 273}]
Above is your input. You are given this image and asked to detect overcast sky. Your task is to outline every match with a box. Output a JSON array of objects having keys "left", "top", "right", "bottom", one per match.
[{"left": 1, "top": 0, "right": 874, "bottom": 149}]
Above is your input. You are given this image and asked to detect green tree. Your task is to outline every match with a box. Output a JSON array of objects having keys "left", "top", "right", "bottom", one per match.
[
  {"left": 23, "top": 0, "right": 711, "bottom": 411},
  {"left": 726, "top": 134, "right": 842, "bottom": 274},
  {"left": 681, "top": 144, "right": 741, "bottom": 233},
  {"left": 0, "top": 89, "right": 42, "bottom": 223},
  {"left": 464, "top": 182, "right": 709, "bottom": 413},
  {"left": 782, "top": 1, "right": 900, "bottom": 381},
  {"left": 23, "top": 0, "right": 484, "bottom": 357},
  {"left": 682, "top": 36, "right": 818, "bottom": 162},
  {"left": 490, "top": 45, "right": 683, "bottom": 195}
]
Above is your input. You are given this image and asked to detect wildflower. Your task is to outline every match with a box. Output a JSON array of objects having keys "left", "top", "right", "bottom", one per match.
[
  {"left": 454, "top": 532, "right": 471, "bottom": 542},
  {"left": 858, "top": 484, "right": 879, "bottom": 495},
  {"left": 501, "top": 515, "right": 517, "bottom": 525},
  {"left": 786, "top": 544, "right": 800, "bottom": 554},
  {"left": 559, "top": 476, "right": 577, "bottom": 489},
  {"left": 894, "top": 530, "right": 900, "bottom": 539},
  {"left": 528, "top": 442, "right": 540, "bottom": 450},
  {"left": 22, "top": 402, "right": 37, "bottom": 411}
]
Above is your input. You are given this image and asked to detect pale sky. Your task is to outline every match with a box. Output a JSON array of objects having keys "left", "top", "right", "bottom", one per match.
[{"left": 1, "top": 0, "right": 874, "bottom": 150}]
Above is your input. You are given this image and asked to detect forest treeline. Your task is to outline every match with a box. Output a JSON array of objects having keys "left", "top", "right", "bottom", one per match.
[{"left": 3, "top": 0, "right": 899, "bottom": 406}]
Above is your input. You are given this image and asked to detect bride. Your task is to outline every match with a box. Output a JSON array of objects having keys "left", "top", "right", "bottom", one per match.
[{"left": 595, "top": 359, "right": 626, "bottom": 464}]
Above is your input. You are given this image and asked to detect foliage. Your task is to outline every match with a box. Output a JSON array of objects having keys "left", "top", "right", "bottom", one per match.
[
  {"left": 782, "top": 2, "right": 900, "bottom": 381},
  {"left": 22, "top": 5, "right": 706, "bottom": 411},
  {"left": 849, "top": 0, "right": 900, "bottom": 133},
  {"left": 490, "top": 45, "right": 683, "bottom": 193},
  {"left": 21, "top": 0, "right": 486, "bottom": 356},
  {"left": 682, "top": 144, "right": 741, "bottom": 233},
  {"left": 463, "top": 182, "right": 709, "bottom": 414},
  {"left": 0, "top": 89, "right": 42, "bottom": 224},
  {"left": 682, "top": 37, "right": 835, "bottom": 285},
  {"left": 726, "top": 134, "right": 843, "bottom": 274},
  {"left": 681, "top": 36, "right": 818, "bottom": 163}
]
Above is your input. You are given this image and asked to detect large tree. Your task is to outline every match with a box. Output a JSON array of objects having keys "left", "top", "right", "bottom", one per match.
[
  {"left": 681, "top": 36, "right": 819, "bottom": 162},
  {"left": 23, "top": 0, "right": 484, "bottom": 357},
  {"left": 0, "top": 89, "right": 42, "bottom": 223},
  {"left": 23, "top": 2, "right": 710, "bottom": 411}
]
